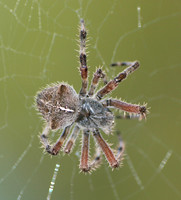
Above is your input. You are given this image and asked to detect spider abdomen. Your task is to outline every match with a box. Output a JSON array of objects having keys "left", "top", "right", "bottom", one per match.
[
  {"left": 76, "top": 98, "right": 114, "bottom": 133},
  {"left": 36, "top": 83, "right": 79, "bottom": 130}
]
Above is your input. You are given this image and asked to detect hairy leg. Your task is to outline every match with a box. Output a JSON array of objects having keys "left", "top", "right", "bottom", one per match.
[
  {"left": 110, "top": 61, "right": 135, "bottom": 67},
  {"left": 116, "top": 131, "right": 125, "bottom": 163},
  {"left": 78, "top": 130, "right": 125, "bottom": 172},
  {"left": 96, "top": 61, "right": 139, "bottom": 100},
  {"left": 89, "top": 143, "right": 102, "bottom": 170},
  {"left": 93, "top": 129, "right": 119, "bottom": 168},
  {"left": 88, "top": 68, "right": 106, "bottom": 96},
  {"left": 80, "top": 130, "right": 90, "bottom": 172},
  {"left": 89, "top": 131, "right": 125, "bottom": 171},
  {"left": 79, "top": 19, "right": 88, "bottom": 98},
  {"left": 40, "top": 125, "right": 71, "bottom": 155},
  {"left": 40, "top": 125, "right": 51, "bottom": 149},
  {"left": 102, "top": 99, "right": 147, "bottom": 120},
  {"left": 64, "top": 125, "right": 80, "bottom": 154}
]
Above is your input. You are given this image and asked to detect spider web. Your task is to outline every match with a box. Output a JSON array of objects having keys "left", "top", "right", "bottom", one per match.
[{"left": 0, "top": 0, "right": 181, "bottom": 200}]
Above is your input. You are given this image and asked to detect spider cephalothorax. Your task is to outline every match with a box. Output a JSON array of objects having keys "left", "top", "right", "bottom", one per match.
[
  {"left": 76, "top": 98, "right": 114, "bottom": 133},
  {"left": 36, "top": 19, "right": 147, "bottom": 172}
]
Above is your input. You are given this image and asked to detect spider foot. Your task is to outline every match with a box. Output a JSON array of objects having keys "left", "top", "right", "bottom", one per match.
[
  {"left": 64, "top": 140, "right": 73, "bottom": 154},
  {"left": 80, "top": 166, "right": 91, "bottom": 173},
  {"left": 40, "top": 134, "right": 58, "bottom": 155},
  {"left": 45, "top": 145, "right": 59, "bottom": 156},
  {"left": 139, "top": 105, "right": 147, "bottom": 121},
  {"left": 111, "top": 161, "right": 119, "bottom": 168}
]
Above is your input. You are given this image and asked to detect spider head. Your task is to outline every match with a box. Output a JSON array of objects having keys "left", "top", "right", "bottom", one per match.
[{"left": 36, "top": 83, "right": 79, "bottom": 130}]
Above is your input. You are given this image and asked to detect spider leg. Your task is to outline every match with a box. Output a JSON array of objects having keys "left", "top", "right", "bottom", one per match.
[
  {"left": 89, "top": 131, "right": 125, "bottom": 171},
  {"left": 40, "top": 125, "right": 71, "bottom": 155},
  {"left": 50, "top": 125, "right": 72, "bottom": 155},
  {"left": 96, "top": 61, "right": 139, "bottom": 100},
  {"left": 102, "top": 99, "right": 147, "bottom": 120},
  {"left": 88, "top": 68, "right": 106, "bottom": 97},
  {"left": 80, "top": 129, "right": 90, "bottom": 172},
  {"left": 89, "top": 143, "right": 102, "bottom": 170},
  {"left": 64, "top": 125, "right": 80, "bottom": 154},
  {"left": 102, "top": 74, "right": 108, "bottom": 85},
  {"left": 110, "top": 61, "right": 135, "bottom": 67},
  {"left": 93, "top": 129, "right": 119, "bottom": 168},
  {"left": 79, "top": 19, "right": 88, "bottom": 98},
  {"left": 115, "top": 131, "right": 125, "bottom": 164},
  {"left": 40, "top": 125, "right": 51, "bottom": 149}
]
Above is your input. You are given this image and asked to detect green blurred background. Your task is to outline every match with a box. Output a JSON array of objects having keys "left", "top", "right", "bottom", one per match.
[{"left": 0, "top": 0, "right": 181, "bottom": 200}]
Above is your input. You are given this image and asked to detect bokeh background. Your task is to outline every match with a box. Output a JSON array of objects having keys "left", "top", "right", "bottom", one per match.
[{"left": 0, "top": 0, "right": 181, "bottom": 200}]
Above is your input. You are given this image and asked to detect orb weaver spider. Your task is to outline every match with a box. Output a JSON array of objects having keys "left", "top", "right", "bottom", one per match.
[{"left": 36, "top": 19, "right": 147, "bottom": 173}]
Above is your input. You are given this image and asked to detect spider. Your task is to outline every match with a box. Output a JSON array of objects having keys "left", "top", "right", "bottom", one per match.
[{"left": 35, "top": 19, "right": 147, "bottom": 173}]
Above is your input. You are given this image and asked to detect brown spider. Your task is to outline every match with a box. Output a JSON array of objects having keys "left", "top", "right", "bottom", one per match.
[{"left": 35, "top": 19, "right": 147, "bottom": 173}]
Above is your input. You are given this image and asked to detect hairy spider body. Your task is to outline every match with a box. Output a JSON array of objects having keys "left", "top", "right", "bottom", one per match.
[
  {"left": 76, "top": 98, "right": 114, "bottom": 133},
  {"left": 37, "top": 84, "right": 114, "bottom": 133},
  {"left": 35, "top": 19, "right": 147, "bottom": 173},
  {"left": 36, "top": 83, "right": 79, "bottom": 130}
]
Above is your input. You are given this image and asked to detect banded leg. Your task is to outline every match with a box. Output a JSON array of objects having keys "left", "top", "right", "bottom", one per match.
[
  {"left": 110, "top": 61, "right": 135, "bottom": 67},
  {"left": 64, "top": 125, "right": 80, "bottom": 154},
  {"left": 116, "top": 131, "right": 125, "bottom": 164},
  {"left": 89, "top": 143, "right": 102, "bottom": 170},
  {"left": 40, "top": 125, "right": 51, "bottom": 150},
  {"left": 40, "top": 125, "right": 71, "bottom": 155},
  {"left": 102, "top": 99, "right": 147, "bottom": 120},
  {"left": 90, "top": 131, "right": 125, "bottom": 170},
  {"left": 79, "top": 19, "right": 88, "bottom": 98},
  {"left": 80, "top": 130, "right": 90, "bottom": 172},
  {"left": 88, "top": 68, "right": 106, "bottom": 96},
  {"left": 96, "top": 61, "right": 140, "bottom": 100},
  {"left": 93, "top": 129, "right": 119, "bottom": 168}
]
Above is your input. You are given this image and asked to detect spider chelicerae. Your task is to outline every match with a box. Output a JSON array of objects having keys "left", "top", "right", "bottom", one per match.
[{"left": 36, "top": 19, "right": 147, "bottom": 173}]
